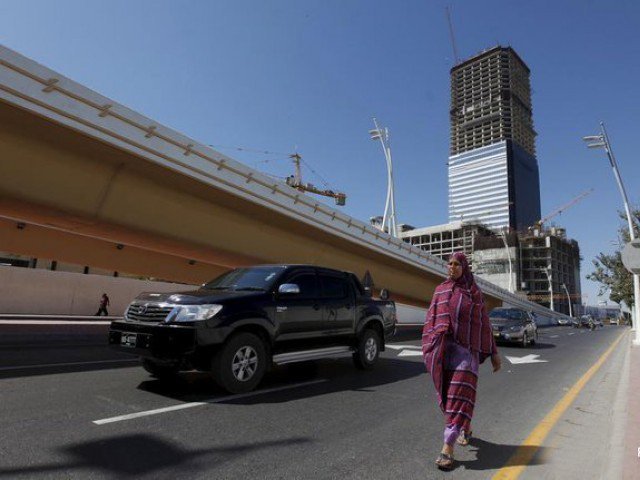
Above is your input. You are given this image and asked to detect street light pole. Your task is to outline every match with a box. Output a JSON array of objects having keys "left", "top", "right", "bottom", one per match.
[
  {"left": 562, "top": 282, "right": 573, "bottom": 318},
  {"left": 544, "top": 266, "right": 555, "bottom": 312},
  {"left": 584, "top": 122, "right": 640, "bottom": 346},
  {"left": 370, "top": 118, "right": 398, "bottom": 237},
  {"left": 500, "top": 227, "right": 514, "bottom": 293}
]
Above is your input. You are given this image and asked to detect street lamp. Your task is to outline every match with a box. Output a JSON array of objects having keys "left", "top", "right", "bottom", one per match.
[
  {"left": 499, "top": 227, "right": 514, "bottom": 293},
  {"left": 583, "top": 122, "right": 640, "bottom": 345},
  {"left": 543, "top": 266, "right": 555, "bottom": 312},
  {"left": 562, "top": 282, "right": 573, "bottom": 318},
  {"left": 369, "top": 118, "right": 398, "bottom": 237}
]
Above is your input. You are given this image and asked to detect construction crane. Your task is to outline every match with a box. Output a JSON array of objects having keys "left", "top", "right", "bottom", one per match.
[
  {"left": 285, "top": 153, "right": 346, "bottom": 206},
  {"left": 530, "top": 188, "right": 594, "bottom": 231},
  {"left": 445, "top": 6, "right": 460, "bottom": 65}
]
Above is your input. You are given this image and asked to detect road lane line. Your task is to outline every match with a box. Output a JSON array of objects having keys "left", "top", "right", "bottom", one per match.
[
  {"left": 549, "top": 335, "right": 559, "bottom": 338},
  {"left": 568, "top": 333, "right": 575, "bottom": 336},
  {"left": 93, "top": 378, "right": 328, "bottom": 425},
  {"left": 492, "top": 330, "right": 627, "bottom": 480},
  {"left": 0, "top": 359, "right": 137, "bottom": 371}
]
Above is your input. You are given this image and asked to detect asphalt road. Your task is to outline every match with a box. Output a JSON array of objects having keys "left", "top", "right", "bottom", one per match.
[{"left": 0, "top": 325, "right": 628, "bottom": 479}]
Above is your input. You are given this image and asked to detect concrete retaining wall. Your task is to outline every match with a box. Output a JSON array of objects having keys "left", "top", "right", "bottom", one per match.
[{"left": 0, "top": 266, "right": 193, "bottom": 315}]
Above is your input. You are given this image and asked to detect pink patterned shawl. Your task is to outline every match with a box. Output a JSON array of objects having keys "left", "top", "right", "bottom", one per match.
[{"left": 421, "top": 252, "right": 496, "bottom": 412}]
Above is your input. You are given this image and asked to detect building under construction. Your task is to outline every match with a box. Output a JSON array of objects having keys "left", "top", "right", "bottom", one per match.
[
  {"left": 473, "top": 226, "right": 581, "bottom": 316},
  {"left": 401, "top": 222, "right": 582, "bottom": 316},
  {"left": 400, "top": 221, "right": 493, "bottom": 260},
  {"left": 448, "top": 46, "right": 541, "bottom": 231}
]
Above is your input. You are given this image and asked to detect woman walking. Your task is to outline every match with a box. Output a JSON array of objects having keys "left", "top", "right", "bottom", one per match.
[{"left": 422, "top": 252, "right": 501, "bottom": 470}]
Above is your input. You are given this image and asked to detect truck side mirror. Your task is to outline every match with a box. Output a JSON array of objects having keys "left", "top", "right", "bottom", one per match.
[
  {"left": 278, "top": 283, "right": 300, "bottom": 295},
  {"left": 380, "top": 288, "right": 389, "bottom": 301}
]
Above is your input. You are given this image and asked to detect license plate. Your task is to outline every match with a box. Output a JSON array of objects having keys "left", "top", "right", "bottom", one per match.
[{"left": 121, "top": 333, "right": 137, "bottom": 347}]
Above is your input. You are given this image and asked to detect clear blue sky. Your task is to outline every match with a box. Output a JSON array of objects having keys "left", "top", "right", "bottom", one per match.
[{"left": 1, "top": 0, "right": 639, "bottom": 307}]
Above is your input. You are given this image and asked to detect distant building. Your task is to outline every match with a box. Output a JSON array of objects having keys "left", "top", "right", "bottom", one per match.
[
  {"left": 472, "top": 230, "right": 520, "bottom": 293},
  {"left": 448, "top": 46, "right": 541, "bottom": 231},
  {"left": 400, "top": 221, "right": 494, "bottom": 260},
  {"left": 472, "top": 226, "right": 581, "bottom": 315},
  {"left": 401, "top": 220, "right": 582, "bottom": 315}
]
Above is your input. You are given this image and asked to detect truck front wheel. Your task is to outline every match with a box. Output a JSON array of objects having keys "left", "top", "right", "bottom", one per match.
[
  {"left": 212, "top": 332, "right": 268, "bottom": 394},
  {"left": 353, "top": 328, "right": 381, "bottom": 370}
]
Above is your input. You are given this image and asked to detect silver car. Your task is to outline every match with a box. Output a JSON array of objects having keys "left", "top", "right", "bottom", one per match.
[{"left": 490, "top": 308, "right": 538, "bottom": 347}]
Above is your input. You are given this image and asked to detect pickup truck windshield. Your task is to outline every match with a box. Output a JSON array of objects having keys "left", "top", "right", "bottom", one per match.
[{"left": 202, "top": 266, "right": 285, "bottom": 291}]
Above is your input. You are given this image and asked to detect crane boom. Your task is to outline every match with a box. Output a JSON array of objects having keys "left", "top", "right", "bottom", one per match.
[
  {"left": 285, "top": 153, "right": 346, "bottom": 206},
  {"left": 535, "top": 188, "right": 594, "bottom": 228},
  {"left": 445, "top": 6, "right": 460, "bottom": 64}
]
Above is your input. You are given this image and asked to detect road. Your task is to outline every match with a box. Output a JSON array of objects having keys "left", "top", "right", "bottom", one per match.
[{"left": 0, "top": 325, "right": 628, "bottom": 479}]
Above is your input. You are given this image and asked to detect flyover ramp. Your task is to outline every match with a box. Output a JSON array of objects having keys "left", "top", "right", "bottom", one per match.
[{"left": 0, "top": 44, "right": 548, "bottom": 315}]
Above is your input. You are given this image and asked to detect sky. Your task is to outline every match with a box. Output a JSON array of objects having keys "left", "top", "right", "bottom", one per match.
[{"left": 1, "top": 0, "right": 639, "bottom": 307}]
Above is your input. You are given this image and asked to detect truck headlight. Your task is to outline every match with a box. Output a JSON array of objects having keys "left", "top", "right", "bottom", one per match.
[
  {"left": 167, "top": 304, "right": 223, "bottom": 323},
  {"left": 509, "top": 325, "right": 523, "bottom": 332}
]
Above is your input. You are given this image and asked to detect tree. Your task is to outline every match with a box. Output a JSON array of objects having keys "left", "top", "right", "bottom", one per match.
[{"left": 587, "top": 209, "right": 640, "bottom": 309}]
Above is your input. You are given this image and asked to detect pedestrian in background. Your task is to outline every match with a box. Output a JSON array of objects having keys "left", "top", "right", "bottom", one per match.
[
  {"left": 421, "top": 252, "right": 501, "bottom": 471},
  {"left": 95, "top": 293, "right": 110, "bottom": 316}
]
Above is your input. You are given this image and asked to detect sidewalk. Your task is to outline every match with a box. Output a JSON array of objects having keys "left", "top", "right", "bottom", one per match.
[
  {"left": 517, "top": 330, "right": 639, "bottom": 480},
  {"left": 623, "top": 341, "right": 640, "bottom": 479}
]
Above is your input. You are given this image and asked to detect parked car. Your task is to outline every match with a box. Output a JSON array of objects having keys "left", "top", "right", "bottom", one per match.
[
  {"left": 109, "top": 265, "right": 397, "bottom": 393},
  {"left": 489, "top": 307, "right": 538, "bottom": 347}
]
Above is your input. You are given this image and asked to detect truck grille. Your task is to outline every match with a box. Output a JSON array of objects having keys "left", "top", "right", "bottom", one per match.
[{"left": 126, "top": 303, "right": 174, "bottom": 322}]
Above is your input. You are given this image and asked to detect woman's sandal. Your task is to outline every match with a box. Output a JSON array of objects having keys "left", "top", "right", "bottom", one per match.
[
  {"left": 456, "top": 430, "right": 472, "bottom": 446},
  {"left": 435, "top": 452, "right": 454, "bottom": 471}
]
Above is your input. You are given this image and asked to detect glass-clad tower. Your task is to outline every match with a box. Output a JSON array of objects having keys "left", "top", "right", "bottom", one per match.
[{"left": 448, "top": 46, "right": 541, "bottom": 231}]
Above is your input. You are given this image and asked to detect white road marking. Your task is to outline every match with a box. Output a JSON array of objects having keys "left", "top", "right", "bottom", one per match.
[
  {"left": 505, "top": 354, "right": 548, "bottom": 364},
  {"left": 549, "top": 335, "right": 559, "bottom": 338},
  {"left": 0, "top": 359, "right": 137, "bottom": 371},
  {"left": 386, "top": 344, "right": 421, "bottom": 350},
  {"left": 93, "top": 378, "right": 328, "bottom": 425},
  {"left": 397, "top": 350, "right": 423, "bottom": 357},
  {"left": 568, "top": 333, "right": 575, "bottom": 336}
]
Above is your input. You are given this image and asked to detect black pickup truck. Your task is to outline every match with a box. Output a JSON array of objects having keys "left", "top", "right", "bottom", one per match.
[{"left": 109, "top": 265, "right": 396, "bottom": 393}]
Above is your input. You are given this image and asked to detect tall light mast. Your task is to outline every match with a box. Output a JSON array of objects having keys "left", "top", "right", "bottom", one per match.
[{"left": 369, "top": 118, "right": 398, "bottom": 237}]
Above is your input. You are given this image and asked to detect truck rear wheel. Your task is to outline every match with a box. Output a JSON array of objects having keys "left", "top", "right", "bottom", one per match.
[
  {"left": 142, "top": 359, "right": 179, "bottom": 379},
  {"left": 353, "top": 328, "right": 381, "bottom": 370},
  {"left": 212, "top": 332, "right": 267, "bottom": 394}
]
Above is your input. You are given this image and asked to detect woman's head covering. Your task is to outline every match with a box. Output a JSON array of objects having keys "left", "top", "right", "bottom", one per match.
[{"left": 449, "top": 252, "right": 474, "bottom": 288}]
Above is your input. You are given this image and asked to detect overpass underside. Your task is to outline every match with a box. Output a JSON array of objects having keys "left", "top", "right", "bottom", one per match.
[
  {"left": 0, "top": 45, "right": 522, "bottom": 313},
  {"left": 0, "top": 102, "right": 459, "bottom": 309}
]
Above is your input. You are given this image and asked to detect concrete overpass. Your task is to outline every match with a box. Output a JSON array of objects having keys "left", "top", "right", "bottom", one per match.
[{"left": 0, "top": 45, "right": 553, "bottom": 318}]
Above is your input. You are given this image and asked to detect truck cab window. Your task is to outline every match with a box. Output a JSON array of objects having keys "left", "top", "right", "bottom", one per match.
[
  {"left": 284, "top": 273, "right": 318, "bottom": 299},
  {"left": 320, "top": 275, "right": 348, "bottom": 299}
]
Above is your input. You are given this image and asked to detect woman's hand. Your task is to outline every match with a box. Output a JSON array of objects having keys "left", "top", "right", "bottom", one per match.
[{"left": 491, "top": 353, "right": 502, "bottom": 373}]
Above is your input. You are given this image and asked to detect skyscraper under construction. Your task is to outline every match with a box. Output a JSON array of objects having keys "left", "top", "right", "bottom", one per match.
[{"left": 448, "top": 46, "right": 541, "bottom": 231}]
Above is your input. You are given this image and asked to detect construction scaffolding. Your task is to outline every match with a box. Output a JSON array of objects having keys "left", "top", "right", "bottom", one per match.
[{"left": 450, "top": 46, "right": 536, "bottom": 157}]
